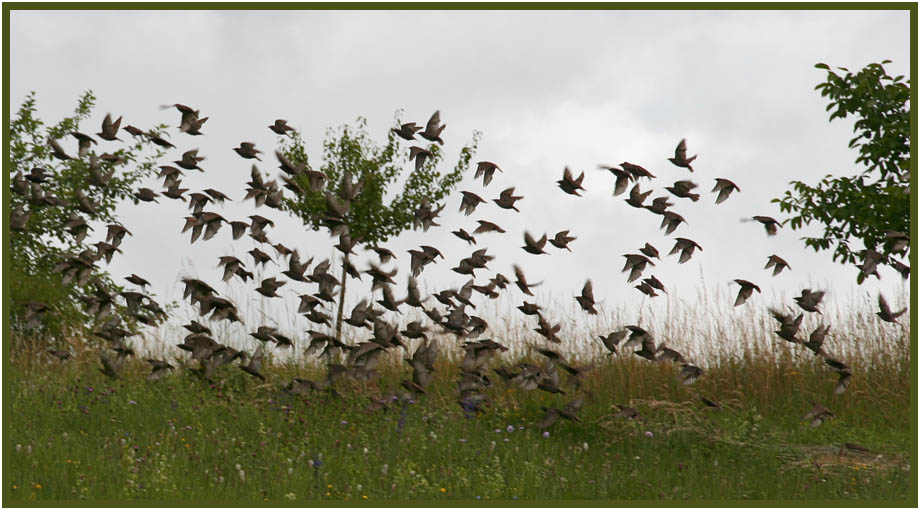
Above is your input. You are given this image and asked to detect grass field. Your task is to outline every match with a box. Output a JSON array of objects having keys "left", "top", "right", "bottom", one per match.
[{"left": 5, "top": 295, "right": 914, "bottom": 503}]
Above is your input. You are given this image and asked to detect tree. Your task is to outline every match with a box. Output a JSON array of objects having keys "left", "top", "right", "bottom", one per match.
[
  {"left": 277, "top": 112, "right": 480, "bottom": 339},
  {"left": 8, "top": 91, "right": 167, "bottom": 347},
  {"left": 773, "top": 60, "right": 910, "bottom": 282}
]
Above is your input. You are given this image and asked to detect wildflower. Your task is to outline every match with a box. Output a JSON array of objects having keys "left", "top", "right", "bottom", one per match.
[
  {"left": 340, "top": 420, "right": 348, "bottom": 425},
  {"left": 327, "top": 484, "right": 333, "bottom": 489},
  {"left": 356, "top": 484, "right": 362, "bottom": 490},
  {"left": 287, "top": 467, "right": 293, "bottom": 475},
  {"left": 34, "top": 483, "right": 42, "bottom": 489},
  {"left": 458, "top": 438, "right": 467, "bottom": 443},
  {"left": 284, "top": 492, "right": 296, "bottom": 501},
  {"left": 583, "top": 442, "right": 589, "bottom": 451},
  {"left": 506, "top": 425, "right": 515, "bottom": 433},
  {"left": 494, "top": 429, "right": 501, "bottom": 433},
  {"left": 440, "top": 488, "right": 447, "bottom": 493},
  {"left": 363, "top": 447, "right": 368, "bottom": 455},
  {"left": 645, "top": 431, "right": 654, "bottom": 438},
  {"left": 381, "top": 464, "right": 388, "bottom": 475},
  {"left": 128, "top": 400, "right": 137, "bottom": 405},
  {"left": 15, "top": 444, "right": 21, "bottom": 452},
  {"left": 238, "top": 470, "right": 246, "bottom": 482},
  {"left": 503, "top": 438, "right": 510, "bottom": 442},
  {"left": 362, "top": 495, "right": 368, "bottom": 500},
  {"left": 542, "top": 431, "right": 550, "bottom": 439}
]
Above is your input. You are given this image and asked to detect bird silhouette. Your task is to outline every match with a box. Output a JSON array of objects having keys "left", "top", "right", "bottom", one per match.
[
  {"left": 419, "top": 110, "right": 446, "bottom": 145},
  {"left": 877, "top": 294, "right": 906, "bottom": 323},
  {"left": 459, "top": 191, "right": 486, "bottom": 216},
  {"left": 598, "top": 165, "right": 632, "bottom": 196},
  {"left": 732, "top": 279, "right": 761, "bottom": 307},
  {"left": 795, "top": 288, "right": 826, "bottom": 314},
  {"left": 97, "top": 113, "right": 123, "bottom": 141},
  {"left": 668, "top": 138, "right": 697, "bottom": 171},
  {"left": 665, "top": 180, "right": 700, "bottom": 201},
  {"left": 548, "top": 230, "right": 576, "bottom": 251},
  {"left": 557, "top": 167, "right": 586, "bottom": 196},
  {"left": 269, "top": 119, "right": 295, "bottom": 136},
  {"left": 475, "top": 161, "right": 502, "bottom": 186},
  {"left": 751, "top": 216, "right": 781, "bottom": 236},
  {"left": 712, "top": 178, "right": 740, "bottom": 204},
  {"left": 764, "top": 255, "right": 791, "bottom": 276},
  {"left": 493, "top": 187, "right": 523, "bottom": 212},
  {"left": 392, "top": 122, "right": 422, "bottom": 141},
  {"left": 522, "top": 231, "right": 549, "bottom": 255}
]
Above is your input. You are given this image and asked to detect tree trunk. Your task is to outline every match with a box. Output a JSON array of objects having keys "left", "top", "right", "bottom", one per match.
[{"left": 334, "top": 254, "right": 348, "bottom": 342}]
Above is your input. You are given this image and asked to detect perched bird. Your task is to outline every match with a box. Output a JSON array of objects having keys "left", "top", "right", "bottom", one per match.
[
  {"left": 96, "top": 113, "right": 123, "bottom": 141},
  {"left": 732, "top": 279, "right": 761, "bottom": 307},
  {"left": 803, "top": 401, "right": 834, "bottom": 428},
  {"left": 549, "top": 230, "right": 576, "bottom": 251},
  {"left": 764, "top": 255, "right": 791, "bottom": 276},
  {"left": 712, "top": 178, "right": 740, "bottom": 204},
  {"left": 459, "top": 191, "right": 486, "bottom": 216},
  {"left": 419, "top": 110, "right": 446, "bottom": 144},
  {"left": 751, "top": 216, "right": 781, "bottom": 236},
  {"left": 668, "top": 138, "right": 697, "bottom": 172},
  {"left": 269, "top": 119, "right": 295, "bottom": 136},
  {"left": 557, "top": 167, "right": 586, "bottom": 196},
  {"left": 493, "top": 187, "right": 523, "bottom": 211},
  {"left": 475, "top": 161, "right": 502, "bottom": 186},
  {"left": 668, "top": 238, "right": 702, "bottom": 264},
  {"left": 795, "top": 288, "right": 826, "bottom": 314},
  {"left": 665, "top": 180, "right": 700, "bottom": 201},
  {"left": 392, "top": 121, "right": 422, "bottom": 141},
  {"left": 522, "top": 231, "right": 549, "bottom": 255},
  {"left": 877, "top": 294, "right": 907, "bottom": 323},
  {"left": 575, "top": 279, "right": 598, "bottom": 315}
]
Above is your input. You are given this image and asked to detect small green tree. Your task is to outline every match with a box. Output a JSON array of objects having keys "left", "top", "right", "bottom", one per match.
[
  {"left": 277, "top": 113, "right": 480, "bottom": 339},
  {"left": 773, "top": 60, "right": 910, "bottom": 282},
  {"left": 8, "top": 91, "right": 167, "bottom": 346}
]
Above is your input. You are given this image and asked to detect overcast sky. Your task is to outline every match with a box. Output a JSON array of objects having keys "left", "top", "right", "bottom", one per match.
[{"left": 9, "top": 9, "right": 912, "bottom": 353}]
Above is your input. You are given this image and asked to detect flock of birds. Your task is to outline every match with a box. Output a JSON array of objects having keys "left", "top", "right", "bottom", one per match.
[{"left": 15, "top": 104, "right": 910, "bottom": 430}]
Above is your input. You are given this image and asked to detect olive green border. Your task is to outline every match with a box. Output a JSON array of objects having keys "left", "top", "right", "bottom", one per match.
[{"left": 2, "top": 2, "right": 916, "bottom": 508}]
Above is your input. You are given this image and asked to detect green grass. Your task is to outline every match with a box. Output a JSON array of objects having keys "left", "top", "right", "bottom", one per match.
[{"left": 5, "top": 346, "right": 913, "bottom": 503}]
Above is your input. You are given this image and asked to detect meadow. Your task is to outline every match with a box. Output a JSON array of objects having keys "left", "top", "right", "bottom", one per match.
[{"left": 6, "top": 290, "right": 913, "bottom": 504}]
